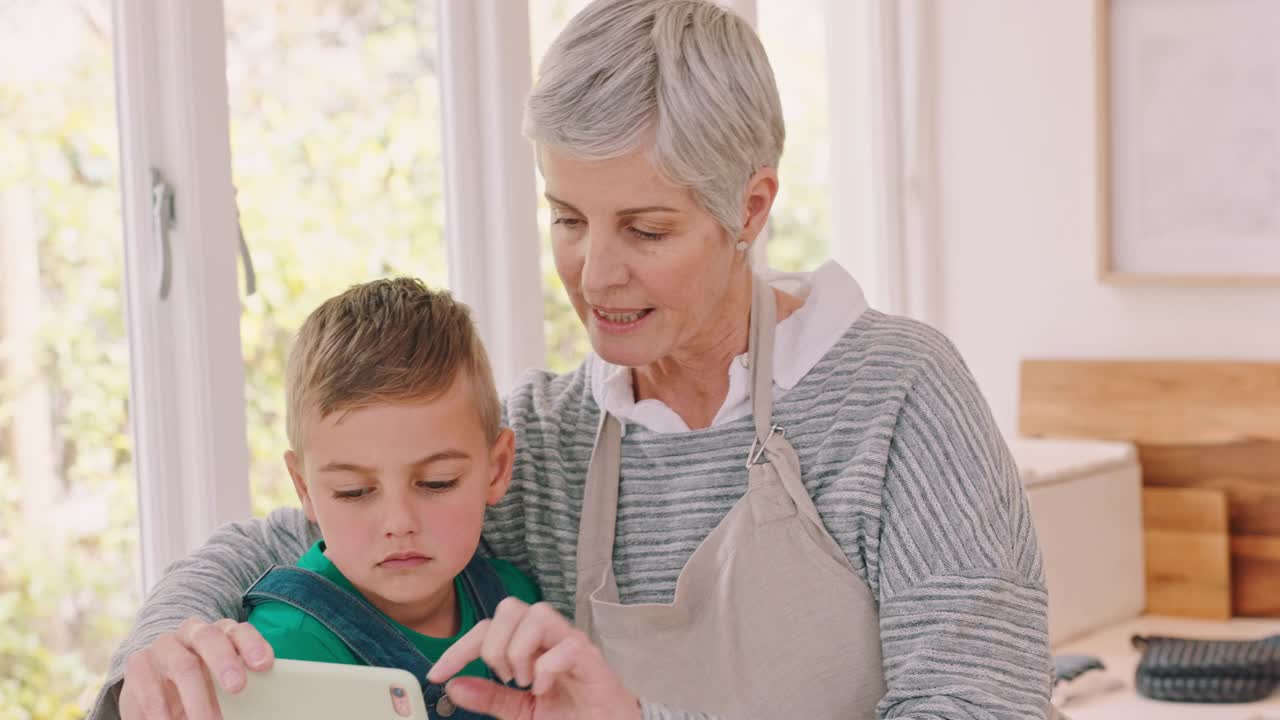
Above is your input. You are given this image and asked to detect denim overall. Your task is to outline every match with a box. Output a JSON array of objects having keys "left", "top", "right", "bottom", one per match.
[{"left": 244, "top": 554, "right": 511, "bottom": 720}]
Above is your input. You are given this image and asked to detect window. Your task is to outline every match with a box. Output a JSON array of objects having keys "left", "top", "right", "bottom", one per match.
[
  {"left": 222, "top": 0, "right": 449, "bottom": 513},
  {"left": 0, "top": 1, "right": 138, "bottom": 715},
  {"left": 529, "top": 0, "right": 594, "bottom": 374},
  {"left": 757, "top": 0, "right": 834, "bottom": 273}
]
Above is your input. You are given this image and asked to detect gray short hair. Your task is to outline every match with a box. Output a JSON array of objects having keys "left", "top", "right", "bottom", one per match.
[{"left": 525, "top": 0, "right": 785, "bottom": 240}]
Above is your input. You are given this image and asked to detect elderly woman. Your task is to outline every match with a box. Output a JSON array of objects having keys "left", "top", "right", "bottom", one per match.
[{"left": 94, "top": 1, "right": 1054, "bottom": 718}]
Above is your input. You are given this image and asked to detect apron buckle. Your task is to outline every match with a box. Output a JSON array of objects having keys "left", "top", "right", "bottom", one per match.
[{"left": 746, "top": 424, "right": 783, "bottom": 467}]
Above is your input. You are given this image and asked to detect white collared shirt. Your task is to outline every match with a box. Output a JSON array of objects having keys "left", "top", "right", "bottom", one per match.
[{"left": 588, "top": 260, "right": 870, "bottom": 434}]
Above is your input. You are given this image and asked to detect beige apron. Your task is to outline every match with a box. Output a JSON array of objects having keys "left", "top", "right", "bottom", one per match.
[{"left": 574, "top": 273, "right": 887, "bottom": 719}]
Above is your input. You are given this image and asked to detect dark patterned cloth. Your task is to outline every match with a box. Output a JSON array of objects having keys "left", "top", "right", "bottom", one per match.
[
  {"left": 1132, "top": 634, "right": 1280, "bottom": 703},
  {"left": 1053, "top": 655, "right": 1105, "bottom": 685}
]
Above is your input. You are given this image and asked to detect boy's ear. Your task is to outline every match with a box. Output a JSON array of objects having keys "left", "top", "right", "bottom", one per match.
[
  {"left": 285, "top": 450, "right": 318, "bottom": 524},
  {"left": 485, "top": 428, "right": 515, "bottom": 506}
]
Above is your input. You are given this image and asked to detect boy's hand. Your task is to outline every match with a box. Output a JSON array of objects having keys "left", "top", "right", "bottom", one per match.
[
  {"left": 119, "top": 617, "right": 274, "bottom": 720},
  {"left": 427, "top": 599, "right": 641, "bottom": 720}
]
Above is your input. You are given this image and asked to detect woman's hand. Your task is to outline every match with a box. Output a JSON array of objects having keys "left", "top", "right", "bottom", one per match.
[
  {"left": 427, "top": 599, "right": 641, "bottom": 720},
  {"left": 119, "top": 617, "right": 274, "bottom": 720}
]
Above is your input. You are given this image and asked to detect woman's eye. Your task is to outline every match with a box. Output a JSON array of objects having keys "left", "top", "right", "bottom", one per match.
[
  {"left": 552, "top": 216, "right": 582, "bottom": 229},
  {"left": 334, "top": 488, "right": 373, "bottom": 500},
  {"left": 629, "top": 227, "right": 665, "bottom": 241}
]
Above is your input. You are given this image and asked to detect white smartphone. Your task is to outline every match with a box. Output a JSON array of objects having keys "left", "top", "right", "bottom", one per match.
[{"left": 214, "top": 658, "right": 430, "bottom": 720}]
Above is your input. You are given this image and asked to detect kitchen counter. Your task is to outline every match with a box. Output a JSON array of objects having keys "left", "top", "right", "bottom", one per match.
[{"left": 1053, "top": 615, "right": 1280, "bottom": 719}]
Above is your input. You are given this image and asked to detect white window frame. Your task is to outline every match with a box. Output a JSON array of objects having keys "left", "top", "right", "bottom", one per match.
[
  {"left": 867, "top": 0, "right": 937, "bottom": 322},
  {"left": 826, "top": 0, "right": 883, "bottom": 310},
  {"left": 112, "top": 0, "right": 251, "bottom": 590},
  {"left": 438, "top": 0, "right": 546, "bottom": 396}
]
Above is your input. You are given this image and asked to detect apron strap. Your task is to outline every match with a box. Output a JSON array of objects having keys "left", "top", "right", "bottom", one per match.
[
  {"left": 747, "top": 272, "right": 778, "bottom": 448},
  {"left": 574, "top": 409, "right": 624, "bottom": 626}
]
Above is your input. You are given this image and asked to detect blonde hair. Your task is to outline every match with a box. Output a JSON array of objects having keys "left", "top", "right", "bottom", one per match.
[
  {"left": 525, "top": 0, "right": 785, "bottom": 240},
  {"left": 285, "top": 278, "right": 501, "bottom": 457}
]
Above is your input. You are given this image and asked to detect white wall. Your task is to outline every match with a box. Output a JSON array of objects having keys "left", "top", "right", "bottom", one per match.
[{"left": 930, "top": 0, "right": 1280, "bottom": 435}]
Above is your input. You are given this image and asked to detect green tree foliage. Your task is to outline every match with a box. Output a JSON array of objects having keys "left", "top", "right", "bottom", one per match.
[
  {"left": 1, "top": 3, "right": 138, "bottom": 716},
  {"left": 224, "top": 0, "right": 450, "bottom": 512}
]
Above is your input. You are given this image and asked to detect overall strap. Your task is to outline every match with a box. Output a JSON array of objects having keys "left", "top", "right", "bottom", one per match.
[
  {"left": 458, "top": 556, "right": 526, "bottom": 700},
  {"left": 457, "top": 555, "right": 511, "bottom": 621},
  {"left": 245, "top": 566, "right": 483, "bottom": 718},
  {"left": 245, "top": 566, "right": 429, "bottom": 671}
]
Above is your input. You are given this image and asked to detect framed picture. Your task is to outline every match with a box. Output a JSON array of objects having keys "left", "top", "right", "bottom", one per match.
[{"left": 1097, "top": 0, "right": 1280, "bottom": 285}]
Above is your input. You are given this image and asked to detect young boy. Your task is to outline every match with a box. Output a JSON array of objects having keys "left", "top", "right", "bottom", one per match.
[{"left": 243, "top": 278, "right": 538, "bottom": 713}]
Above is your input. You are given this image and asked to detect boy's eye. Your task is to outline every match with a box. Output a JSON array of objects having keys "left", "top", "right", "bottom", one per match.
[
  {"left": 334, "top": 487, "right": 373, "bottom": 500},
  {"left": 417, "top": 478, "right": 459, "bottom": 492}
]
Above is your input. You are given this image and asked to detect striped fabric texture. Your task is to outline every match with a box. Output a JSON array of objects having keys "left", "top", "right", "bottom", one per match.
[{"left": 91, "top": 309, "right": 1053, "bottom": 720}]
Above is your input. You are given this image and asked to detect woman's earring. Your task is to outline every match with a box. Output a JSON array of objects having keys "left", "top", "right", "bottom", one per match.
[{"left": 735, "top": 240, "right": 749, "bottom": 252}]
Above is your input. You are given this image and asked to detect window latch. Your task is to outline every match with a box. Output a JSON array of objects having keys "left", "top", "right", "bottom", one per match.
[{"left": 150, "top": 169, "right": 176, "bottom": 300}]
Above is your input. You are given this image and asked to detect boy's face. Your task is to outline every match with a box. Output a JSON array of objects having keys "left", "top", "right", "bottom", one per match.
[{"left": 285, "top": 372, "right": 512, "bottom": 618}]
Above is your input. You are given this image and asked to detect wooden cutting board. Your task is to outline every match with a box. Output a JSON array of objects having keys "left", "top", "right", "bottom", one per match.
[
  {"left": 1142, "top": 487, "right": 1232, "bottom": 620},
  {"left": 1019, "top": 360, "right": 1280, "bottom": 445},
  {"left": 1231, "top": 535, "right": 1280, "bottom": 616},
  {"left": 1140, "top": 445, "right": 1280, "bottom": 614},
  {"left": 1020, "top": 360, "right": 1280, "bottom": 618},
  {"left": 1138, "top": 447, "right": 1280, "bottom": 615}
]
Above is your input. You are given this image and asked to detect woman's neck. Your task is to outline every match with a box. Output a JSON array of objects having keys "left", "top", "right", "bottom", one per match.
[
  {"left": 632, "top": 342, "right": 743, "bottom": 431},
  {"left": 632, "top": 286, "right": 804, "bottom": 430}
]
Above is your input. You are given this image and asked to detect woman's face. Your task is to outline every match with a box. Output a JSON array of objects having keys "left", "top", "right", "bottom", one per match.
[{"left": 542, "top": 146, "right": 749, "bottom": 369}]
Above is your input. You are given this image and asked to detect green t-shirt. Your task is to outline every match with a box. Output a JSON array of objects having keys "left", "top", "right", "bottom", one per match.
[{"left": 247, "top": 540, "right": 541, "bottom": 678}]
